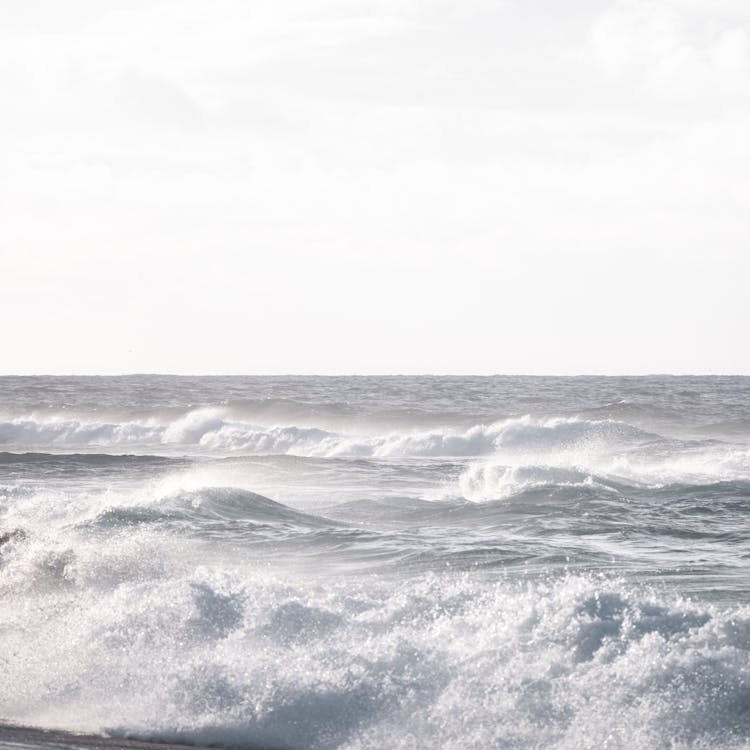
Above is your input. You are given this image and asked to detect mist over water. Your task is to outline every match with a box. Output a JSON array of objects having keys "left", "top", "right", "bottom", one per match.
[{"left": 1, "top": 376, "right": 750, "bottom": 749}]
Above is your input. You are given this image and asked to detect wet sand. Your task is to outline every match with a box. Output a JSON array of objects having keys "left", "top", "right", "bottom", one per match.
[{"left": 0, "top": 725, "right": 278, "bottom": 750}]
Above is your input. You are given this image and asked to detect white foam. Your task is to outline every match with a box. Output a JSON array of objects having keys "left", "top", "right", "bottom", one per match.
[
  {"left": 455, "top": 417, "right": 750, "bottom": 501},
  {"left": 4, "top": 412, "right": 750, "bottom": 500},
  {"left": 1, "top": 539, "right": 748, "bottom": 750},
  {"left": 0, "top": 417, "right": 162, "bottom": 448},
  {"left": 159, "top": 414, "right": 648, "bottom": 460}
]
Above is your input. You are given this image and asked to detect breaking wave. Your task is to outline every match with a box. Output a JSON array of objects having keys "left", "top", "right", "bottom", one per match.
[
  {"left": 0, "top": 411, "right": 654, "bottom": 456},
  {"left": 458, "top": 432, "right": 750, "bottom": 501},
  {"left": 4, "top": 412, "right": 749, "bottom": 502},
  {"left": 0, "top": 417, "right": 162, "bottom": 448},
  {"left": 1, "top": 550, "right": 749, "bottom": 750}
]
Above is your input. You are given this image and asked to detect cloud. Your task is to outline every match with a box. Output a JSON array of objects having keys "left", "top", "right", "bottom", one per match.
[
  {"left": 584, "top": 0, "right": 750, "bottom": 102},
  {"left": 1, "top": 0, "right": 749, "bottom": 373}
]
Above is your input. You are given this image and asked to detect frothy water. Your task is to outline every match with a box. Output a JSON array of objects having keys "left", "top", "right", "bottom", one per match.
[{"left": 1, "top": 376, "right": 750, "bottom": 749}]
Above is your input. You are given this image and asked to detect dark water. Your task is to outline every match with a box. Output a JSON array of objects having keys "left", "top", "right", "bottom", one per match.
[{"left": 1, "top": 376, "right": 749, "bottom": 749}]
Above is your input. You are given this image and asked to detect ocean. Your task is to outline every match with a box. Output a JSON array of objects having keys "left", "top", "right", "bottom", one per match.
[{"left": 1, "top": 375, "right": 749, "bottom": 749}]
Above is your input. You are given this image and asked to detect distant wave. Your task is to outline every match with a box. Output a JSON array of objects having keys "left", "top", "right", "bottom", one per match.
[
  {"left": 3, "top": 413, "right": 750, "bottom": 496},
  {"left": 0, "top": 411, "right": 652, "bottom": 455},
  {"left": 0, "top": 417, "right": 162, "bottom": 448},
  {"left": 161, "top": 411, "right": 658, "bottom": 459}
]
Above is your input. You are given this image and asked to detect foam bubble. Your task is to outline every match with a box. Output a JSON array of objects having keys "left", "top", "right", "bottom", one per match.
[{"left": 1, "top": 548, "right": 749, "bottom": 750}]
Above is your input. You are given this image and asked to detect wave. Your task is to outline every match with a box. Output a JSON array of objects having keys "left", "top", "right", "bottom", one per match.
[
  {"left": 451, "top": 418, "right": 750, "bottom": 501},
  {"left": 1, "top": 566, "right": 749, "bottom": 749},
  {"left": 0, "top": 411, "right": 654, "bottom": 453},
  {"left": 84, "top": 487, "right": 337, "bottom": 534},
  {"left": 0, "top": 418, "right": 162, "bottom": 448},
  {"left": 457, "top": 463, "right": 612, "bottom": 501},
  {"left": 458, "top": 442, "right": 750, "bottom": 501},
  {"left": 7, "top": 475, "right": 747, "bottom": 580},
  {"left": 172, "top": 413, "right": 658, "bottom": 460},
  {"left": 3, "top": 412, "right": 750, "bottom": 498}
]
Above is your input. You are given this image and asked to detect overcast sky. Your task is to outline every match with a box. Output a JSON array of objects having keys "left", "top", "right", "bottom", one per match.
[{"left": 1, "top": 0, "right": 748, "bottom": 375}]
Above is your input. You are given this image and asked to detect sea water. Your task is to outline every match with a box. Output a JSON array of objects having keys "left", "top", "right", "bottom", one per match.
[{"left": 1, "top": 375, "right": 749, "bottom": 749}]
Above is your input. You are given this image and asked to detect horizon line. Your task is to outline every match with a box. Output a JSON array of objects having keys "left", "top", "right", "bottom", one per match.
[{"left": 1, "top": 372, "right": 748, "bottom": 378}]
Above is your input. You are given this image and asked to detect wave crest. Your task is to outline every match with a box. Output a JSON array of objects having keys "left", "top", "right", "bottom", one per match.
[
  {"left": 0, "top": 417, "right": 162, "bottom": 448},
  {"left": 1, "top": 570, "right": 748, "bottom": 749},
  {"left": 1, "top": 412, "right": 646, "bottom": 459}
]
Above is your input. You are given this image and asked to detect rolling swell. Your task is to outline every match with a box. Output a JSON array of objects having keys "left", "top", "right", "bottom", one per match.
[{"left": 84, "top": 487, "right": 339, "bottom": 537}]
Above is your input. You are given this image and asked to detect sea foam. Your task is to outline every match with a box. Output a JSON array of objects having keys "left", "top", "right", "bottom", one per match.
[{"left": 1, "top": 537, "right": 749, "bottom": 750}]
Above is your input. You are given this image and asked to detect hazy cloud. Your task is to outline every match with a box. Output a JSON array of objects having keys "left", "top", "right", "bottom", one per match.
[{"left": 1, "top": 0, "right": 748, "bottom": 373}]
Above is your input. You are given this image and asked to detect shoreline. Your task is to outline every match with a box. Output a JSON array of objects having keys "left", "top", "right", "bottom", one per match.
[{"left": 0, "top": 724, "right": 279, "bottom": 750}]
